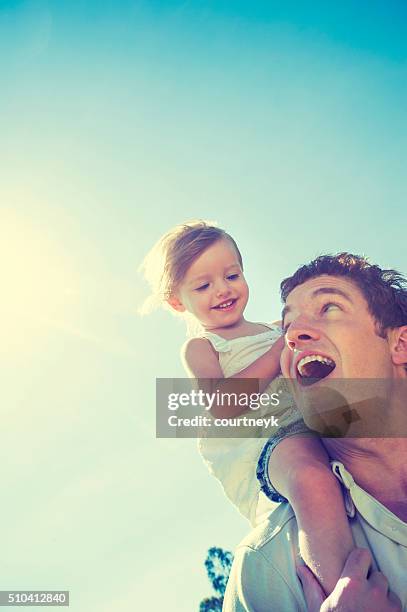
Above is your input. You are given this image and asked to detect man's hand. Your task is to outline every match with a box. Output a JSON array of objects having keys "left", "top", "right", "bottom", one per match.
[{"left": 297, "top": 548, "right": 401, "bottom": 612}]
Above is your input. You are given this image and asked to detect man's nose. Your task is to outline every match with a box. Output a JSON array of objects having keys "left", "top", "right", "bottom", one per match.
[{"left": 285, "top": 319, "right": 320, "bottom": 351}]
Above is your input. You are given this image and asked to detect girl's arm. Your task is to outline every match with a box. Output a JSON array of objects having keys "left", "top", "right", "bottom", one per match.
[
  {"left": 228, "top": 334, "right": 285, "bottom": 384},
  {"left": 268, "top": 435, "right": 355, "bottom": 595},
  {"left": 181, "top": 335, "right": 285, "bottom": 418}
]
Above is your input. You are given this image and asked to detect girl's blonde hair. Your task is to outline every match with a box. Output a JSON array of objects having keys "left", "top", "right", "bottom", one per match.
[{"left": 139, "top": 220, "right": 243, "bottom": 314}]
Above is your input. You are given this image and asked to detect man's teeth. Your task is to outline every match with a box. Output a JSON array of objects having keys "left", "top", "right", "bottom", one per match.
[
  {"left": 297, "top": 355, "right": 335, "bottom": 376},
  {"left": 217, "top": 300, "right": 233, "bottom": 309}
]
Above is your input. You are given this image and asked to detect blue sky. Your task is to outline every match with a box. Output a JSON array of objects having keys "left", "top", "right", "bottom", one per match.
[{"left": 1, "top": 1, "right": 406, "bottom": 610}]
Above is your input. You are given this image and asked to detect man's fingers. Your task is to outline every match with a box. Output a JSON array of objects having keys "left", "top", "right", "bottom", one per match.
[
  {"left": 369, "top": 570, "right": 389, "bottom": 594},
  {"left": 340, "top": 547, "right": 372, "bottom": 580},
  {"left": 388, "top": 589, "right": 403, "bottom": 610},
  {"left": 297, "top": 565, "right": 325, "bottom": 612},
  {"left": 298, "top": 552, "right": 402, "bottom": 612}
]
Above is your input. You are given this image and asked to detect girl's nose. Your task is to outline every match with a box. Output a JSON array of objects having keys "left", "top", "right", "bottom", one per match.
[{"left": 215, "top": 280, "right": 230, "bottom": 297}]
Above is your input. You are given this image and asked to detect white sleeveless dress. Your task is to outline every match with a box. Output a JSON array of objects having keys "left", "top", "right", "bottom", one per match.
[{"left": 197, "top": 324, "right": 303, "bottom": 526}]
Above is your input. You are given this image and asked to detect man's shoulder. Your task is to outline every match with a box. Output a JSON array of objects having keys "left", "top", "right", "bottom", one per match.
[
  {"left": 223, "top": 504, "right": 305, "bottom": 611},
  {"left": 237, "top": 503, "right": 298, "bottom": 555},
  {"left": 233, "top": 503, "right": 303, "bottom": 581}
]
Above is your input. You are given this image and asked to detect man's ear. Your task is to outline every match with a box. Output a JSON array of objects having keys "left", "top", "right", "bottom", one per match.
[
  {"left": 167, "top": 295, "right": 186, "bottom": 313},
  {"left": 389, "top": 326, "right": 407, "bottom": 366}
]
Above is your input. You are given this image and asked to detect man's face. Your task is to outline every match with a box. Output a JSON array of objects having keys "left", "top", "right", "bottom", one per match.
[{"left": 281, "top": 275, "right": 395, "bottom": 384}]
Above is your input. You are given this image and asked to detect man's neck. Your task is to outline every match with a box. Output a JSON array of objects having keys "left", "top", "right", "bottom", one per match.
[{"left": 323, "top": 437, "right": 407, "bottom": 521}]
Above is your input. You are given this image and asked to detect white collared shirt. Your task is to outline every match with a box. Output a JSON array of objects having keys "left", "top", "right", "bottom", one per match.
[{"left": 223, "top": 462, "right": 407, "bottom": 611}]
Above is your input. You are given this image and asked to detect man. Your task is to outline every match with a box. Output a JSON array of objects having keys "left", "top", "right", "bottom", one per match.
[{"left": 223, "top": 253, "right": 407, "bottom": 611}]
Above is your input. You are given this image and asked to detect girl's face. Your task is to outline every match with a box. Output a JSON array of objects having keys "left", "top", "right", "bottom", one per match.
[{"left": 169, "top": 238, "right": 249, "bottom": 330}]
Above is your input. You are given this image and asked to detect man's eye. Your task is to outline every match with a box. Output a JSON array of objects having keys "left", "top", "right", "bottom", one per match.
[
  {"left": 195, "top": 283, "right": 209, "bottom": 292},
  {"left": 227, "top": 274, "right": 239, "bottom": 280},
  {"left": 322, "top": 302, "right": 340, "bottom": 313}
]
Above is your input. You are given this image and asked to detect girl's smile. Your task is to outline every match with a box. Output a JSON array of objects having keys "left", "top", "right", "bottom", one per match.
[{"left": 212, "top": 298, "right": 238, "bottom": 311}]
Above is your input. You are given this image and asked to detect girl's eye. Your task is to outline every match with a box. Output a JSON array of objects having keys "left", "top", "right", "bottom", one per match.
[
  {"left": 227, "top": 274, "right": 239, "bottom": 280},
  {"left": 195, "top": 283, "right": 209, "bottom": 292}
]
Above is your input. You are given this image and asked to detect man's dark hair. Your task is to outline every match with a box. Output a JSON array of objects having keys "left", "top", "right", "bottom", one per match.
[{"left": 280, "top": 253, "right": 407, "bottom": 337}]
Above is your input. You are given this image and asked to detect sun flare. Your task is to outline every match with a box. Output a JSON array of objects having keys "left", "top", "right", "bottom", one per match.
[{"left": 0, "top": 208, "right": 77, "bottom": 355}]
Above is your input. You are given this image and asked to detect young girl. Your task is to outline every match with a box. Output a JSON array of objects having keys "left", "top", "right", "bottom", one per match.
[{"left": 141, "top": 220, "right": 354, "bottom": 595}]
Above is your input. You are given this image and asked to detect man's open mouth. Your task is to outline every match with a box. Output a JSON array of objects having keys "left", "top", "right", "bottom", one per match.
[
  {"left": 212, "top": 299, "right": 237, "bottom": 310},
  {"left": 296, "top": 354, "right": 336, "bottom": 386}
]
